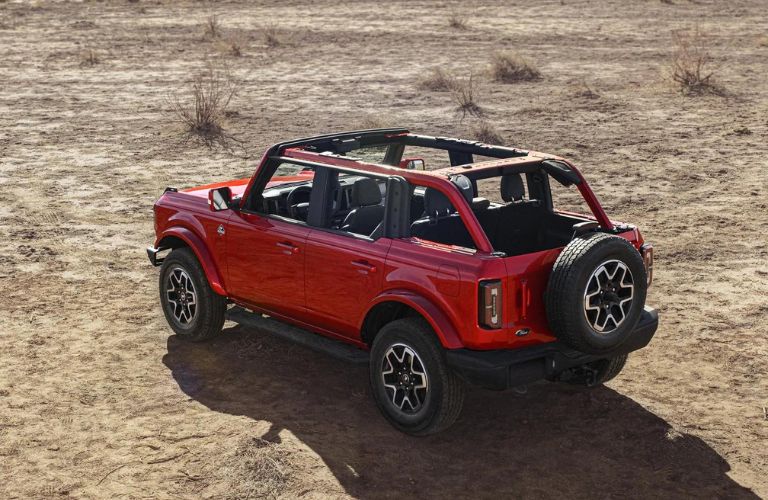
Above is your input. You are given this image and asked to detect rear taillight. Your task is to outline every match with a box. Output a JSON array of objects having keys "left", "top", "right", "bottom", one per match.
[
  {"left": 641, "top": 243, "right": 653, "bottom": 286},
  {"left": 479, "top": 280, "right": 502, "bottom": 329}
]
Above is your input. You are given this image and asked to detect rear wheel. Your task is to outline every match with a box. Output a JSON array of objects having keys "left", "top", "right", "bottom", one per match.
[
  {"left": 369, "top": 318, "right": 464, "bottom": 436},
  {"left": 159, "top": 248, "right": 226, "bottom": 342}
]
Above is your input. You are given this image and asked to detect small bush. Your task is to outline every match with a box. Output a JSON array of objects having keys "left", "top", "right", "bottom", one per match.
[
  {"left": 217, "top": 32, "right": 247, "bottom": 57},
  {"left": 224, "top": 437, "right": 295, "bottom": 499},
  {"left": 79, "top": 49, "right": 99, "bottom": 67},
  {"left": 203, "top": 14, "right": 221, "bottom": 40},
  {"left": 354, "top": 114, "right": 396, "bottom": 130},
  {"left": 452, "top": 74, "right": 484, "bottom": 119},
  {"left": 170, "top": 65, "right": 237, "bottom": 147},
  {"left": 573, "top": 79, "right": 600, "bottom": 99},
  {"left": 489, "top": 52, "right": 541, "bottom": 83},
  {"left": 669, "top": 27, "right": 722, "bottom": 95},
  {"left": 264, "top": 25, "right": 282, "bottom": 48},
  {"left": 448, "top": 12, "right": 468, "bottom": 30},
  {"left": 417, "top": 67, "right": 458, "bottom": 92},
  {"left": 472, "top": 121, "right": 504, "bottom": 145}
]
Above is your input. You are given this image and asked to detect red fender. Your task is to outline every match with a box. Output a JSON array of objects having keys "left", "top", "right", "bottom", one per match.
[
  {"left": 365, "top": 290, "right": 465, "bottom": 349},
  {"left": 156, "top": 227, "right": 227, "bottom": 296}
]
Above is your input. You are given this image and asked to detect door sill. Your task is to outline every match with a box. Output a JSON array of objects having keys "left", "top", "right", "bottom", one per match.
[{"left": 226, "top": 306, "right": 370, "bottom": 365}]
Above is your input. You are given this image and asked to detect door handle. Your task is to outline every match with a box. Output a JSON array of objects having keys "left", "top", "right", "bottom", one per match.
[
  {"left": 351, "top": 260, "right": 377, "bottom": 273},
  {"left": 276, "top": 241, "right": 299, "bottom": 255}
]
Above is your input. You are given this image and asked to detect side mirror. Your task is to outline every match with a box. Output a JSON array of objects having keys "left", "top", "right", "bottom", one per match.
[
  {"left": 399, "top": 157, "right": 426, "bottom": 171},
  {"left": 208, "top": 186, "right": 233, "bottom": 212}
]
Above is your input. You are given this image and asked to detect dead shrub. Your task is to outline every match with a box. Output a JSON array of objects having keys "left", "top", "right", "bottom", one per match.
[
  {"left": 669, "top": 27, "right": 722, "bottom": 95},
  {"left": 452, "top": 74, "right": 484, "bottom": 119},
  {"left": 448, "top": 12, "right": 468, "bottom": 30},
  {"left": 263, "top": 25, "right": 282, "bottom": 48},
  {"left": 216, "top": 32, "right": 247, "bottom": 57},
  {"left": 169, "top": 65, "right": 238, "bottom": 148},
  {"left": 573, "top": 79, "right": 600, "bottom": 99},
  {"left": 354, "top": 114, "right": 397, "bottom": 130},
  {"left": 472, "top": 121, "right": 504, "bottom": 145},
  {"left": 489, "top": 52, "right": 541, "bottom": 83},
  {"left": 417, "top": 67, "right": 458, "bottom": 92},
  {"left": 79, "top": 49, "right": 99, "bottom": 67},
  {"left": 203, "top": 14, "right": 221, "bottom": 40},
  {"left": 224, "top": 437, "right": 295, "bottom": 499}
]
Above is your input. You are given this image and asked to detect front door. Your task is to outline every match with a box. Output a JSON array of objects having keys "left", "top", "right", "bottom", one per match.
[{"left": 226, "top": 211, "right": 310, "bottom": 318}]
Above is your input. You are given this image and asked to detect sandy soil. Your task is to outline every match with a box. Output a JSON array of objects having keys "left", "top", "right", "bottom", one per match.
[{"left": 1, "top": 0, "right": 766, "bottom": 498}]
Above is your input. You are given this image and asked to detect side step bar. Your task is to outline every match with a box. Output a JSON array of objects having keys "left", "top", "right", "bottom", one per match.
[{"left": 225, "top": 306, "right": 370, "bottom": 365}]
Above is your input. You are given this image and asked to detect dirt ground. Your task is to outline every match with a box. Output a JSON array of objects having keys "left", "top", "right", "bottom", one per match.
[{"left": 1, "top": 0, "right": 766, "bottom": 498}]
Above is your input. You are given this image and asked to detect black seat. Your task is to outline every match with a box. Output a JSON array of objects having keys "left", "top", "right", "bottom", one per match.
[
  {"left": 488, "top": 173, "right": 548, "bottom": 254},
  {"left": 341, "top": 178, "right": 385, "bottom": 236},
  {"left": 410, "top": 184, "right": 475, "bottom": 249},
  {"left": 500, "top": 173, "right": 526, "bottom": 203}
]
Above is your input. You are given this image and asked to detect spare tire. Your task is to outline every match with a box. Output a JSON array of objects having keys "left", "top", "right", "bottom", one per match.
[{"left": 545, "top": 232, "right": 647, "bottom": 354}]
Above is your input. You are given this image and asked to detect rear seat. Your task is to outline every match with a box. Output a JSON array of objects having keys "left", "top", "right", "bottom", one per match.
[{"left": 480, "top": 174, "right": 546, "bottom": 255}]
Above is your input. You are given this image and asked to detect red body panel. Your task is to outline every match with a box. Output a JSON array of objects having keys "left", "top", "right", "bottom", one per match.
[
  {"left": 152, "top": 134, "right": 645, "bottom": 351},
  {"left": 226, "top": 212, "right": 310, "bottom": 318},
  {"left": 304, "top": 231, "right": 392, "bottom": 339}
]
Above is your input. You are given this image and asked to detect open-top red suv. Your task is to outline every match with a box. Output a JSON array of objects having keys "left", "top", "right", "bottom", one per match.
[{"left": 148, "top": 129, "right": 657, "bottom": 435}]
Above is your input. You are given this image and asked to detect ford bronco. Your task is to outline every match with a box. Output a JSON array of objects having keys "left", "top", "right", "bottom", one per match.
[{"left": 148, "top": 129, "right": 658, "bottom": 435}]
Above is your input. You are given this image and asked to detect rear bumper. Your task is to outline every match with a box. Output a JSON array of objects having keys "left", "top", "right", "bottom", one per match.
[{"left": 446, "top": 306, "right": 659, "bottom": 390}]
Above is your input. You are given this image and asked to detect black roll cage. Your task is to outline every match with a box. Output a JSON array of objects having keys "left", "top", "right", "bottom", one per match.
[{"left": 271, "top": 128, "right": 530, "bottom": 167}]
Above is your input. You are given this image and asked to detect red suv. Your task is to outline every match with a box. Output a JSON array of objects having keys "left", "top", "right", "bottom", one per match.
[{"left": 148, "top": 129, "right": 658, "bottom": 435}]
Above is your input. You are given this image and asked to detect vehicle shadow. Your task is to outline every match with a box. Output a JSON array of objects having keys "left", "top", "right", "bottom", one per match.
[{"left": 163, "top": 325, "right": 757, "bottom": 499}]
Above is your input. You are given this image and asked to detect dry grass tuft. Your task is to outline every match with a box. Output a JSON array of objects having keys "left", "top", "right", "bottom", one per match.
[
  {"left": 203, "top": 14, "right": 221, "bottom": 40},
  {"left": 79, "top": 49, "right": 99, "bottom": 67},
  {"left": 263, "top": 25, "right": 282, "bottom": 48},
  {"left": 354, "top": 114, "right": 397, "bottom": 130},
  {"left": 216, "top": 32, "right": 247, "bottom": 57},
  {"left": 489, "top": 52, "right": 541, "bottom": 83},
  {"left": 669, "top": 27, "right": 722, "bottom": 95},
  {"left": 225, "top": 437, "right": 295, "bottom": 499},
  {"left": 448, "top": 12, "right": 468, "bottom": 30},
  {"left": 732, "top": 126, "right": 752, "bottom": 136},
  {"left": 169, "top": 65, "right": 238, "bottom": 148},
  {"left": 452, "top": 74, "right": 484, "bottom": 119},
  {"left": 472, "top": 121, "right": 504, "bottom": 145},
  {"left": 417, "top": 67, "right": 459, "bottom": 92},
  {"left": 573, "top": 79, "right": 600, "bottom": 99}
]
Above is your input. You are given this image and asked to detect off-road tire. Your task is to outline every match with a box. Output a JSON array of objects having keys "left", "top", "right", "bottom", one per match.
[
  {"left": 370, "top": 318, "right": 465, "bottom": 436},
  {"left": 565, "top": 354, "right": 628, "bottom": 387},
  {"left": 159, "top": 248, "right": 226, "bottom": 342},
  {"left": 546, "top": 232, "right": 647, "bottom": 354}
]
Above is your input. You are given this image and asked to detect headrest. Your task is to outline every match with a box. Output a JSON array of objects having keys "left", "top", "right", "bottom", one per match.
[
  {"left": 451, "top": 174, "right": 474, "bottom": 205},
  {"left": 501, "top": 174, "right": 525, "bottom": 202},
  {"left": 423, "top": 188, "right": 454, "bottom": 217},
  {"left": 351, "top": 178, "right": 382, "bottom": 206}
]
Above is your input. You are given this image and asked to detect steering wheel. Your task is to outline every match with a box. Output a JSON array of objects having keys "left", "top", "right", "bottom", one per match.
[{"left": 286, "top": 185, "right": 312, "bottom": 220}]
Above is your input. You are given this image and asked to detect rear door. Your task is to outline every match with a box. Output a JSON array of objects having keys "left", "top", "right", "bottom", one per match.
[
  {"left": 303, "top": 170, "right": 398, "bottom": 340},
  {"left": 304, "top": 230, "right": 391, "bottom": 339}
]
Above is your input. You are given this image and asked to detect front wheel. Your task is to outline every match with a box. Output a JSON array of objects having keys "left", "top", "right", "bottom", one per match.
[
  {"left": 159, "top": 248, "right": 226, "bottom": 341},
  {"left": 369, "top": 318, "right": 465, "bottom": 436}
]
